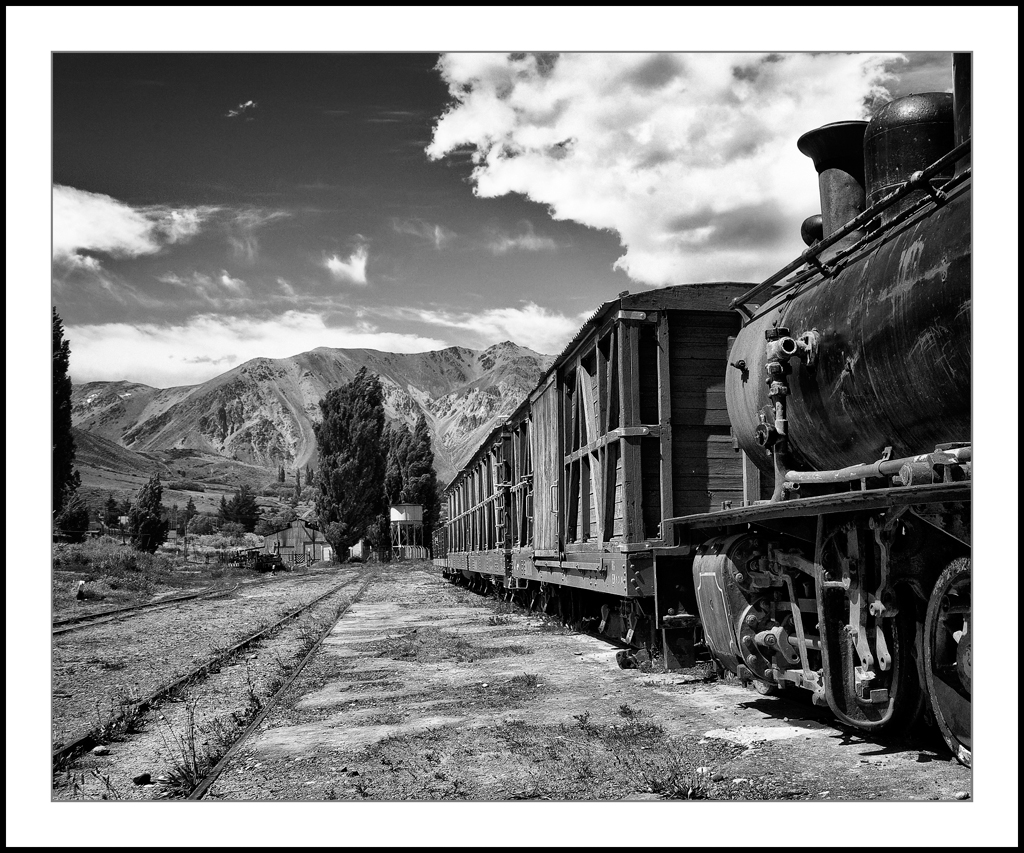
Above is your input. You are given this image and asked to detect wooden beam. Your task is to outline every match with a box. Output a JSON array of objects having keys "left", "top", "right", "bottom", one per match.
[
  {"left": 579, "top": 360, "right": 602, "bottom": 540},
  {"left": 657, "top": 312, "right": 675, "bottom": 531},
  {"left": 619, "top": 322, "right": 644, "bottom": 542},
  {"left": 562, "top": 426, "right": 661, "bottom": 465}
]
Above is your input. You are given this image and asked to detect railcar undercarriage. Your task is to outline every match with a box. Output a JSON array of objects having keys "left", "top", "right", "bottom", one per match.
[{"left": 675, "top": 484, "right": 971, "bottom": 766}]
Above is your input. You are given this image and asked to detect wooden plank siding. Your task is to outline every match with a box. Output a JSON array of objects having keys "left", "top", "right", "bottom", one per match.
[
  {"left": 508, "top": 420, "right": 533, "bottom": 548},
  {"left": 440, "top": 284, "right": 756, "bottom": 566},
  {"left": 531, "top": 381, "right": 561, "bottom": 552},
  {"left": 668, "top": 310, "right": 744, "bottom": 516},
  {"left": 557, "top": 323, "right": 635, "bottom": 551}
]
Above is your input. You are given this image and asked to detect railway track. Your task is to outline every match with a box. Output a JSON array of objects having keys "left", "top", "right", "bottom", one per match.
[
  {"left": 52, "top": 586, "right": 239, "bottom": 635},
  {"left": 188, "top": 571, "right": 379, "bottom": 800},
  {"left": 52, "top": 573, "right": 366, "bottom": 771},
  {"left": 52, "top": 566, "right": 344, "bottom": 635}
]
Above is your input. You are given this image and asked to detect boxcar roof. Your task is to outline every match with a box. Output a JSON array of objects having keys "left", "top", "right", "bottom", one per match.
[{"left": 442, "top": 282, "right": 754, "bottom": 493}]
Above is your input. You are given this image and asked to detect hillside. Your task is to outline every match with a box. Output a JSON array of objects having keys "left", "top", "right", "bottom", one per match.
[{"left": 72, "top": 342, "right": 552, "bottom": 486}]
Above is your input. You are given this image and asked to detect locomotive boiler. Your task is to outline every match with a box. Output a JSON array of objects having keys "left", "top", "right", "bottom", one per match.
[
  {"left": 435, "top": 55, "right": 972, "bottom": 766},
  {"left": 685, "top": 55, "right": 971, "bottom": 764}
]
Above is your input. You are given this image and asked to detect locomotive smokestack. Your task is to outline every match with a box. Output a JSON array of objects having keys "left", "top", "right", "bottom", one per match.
[
  {"left": 952, "top": 53, "right": 971, "bottom": 175},
  {"left": 796, "top": 121, "right": 867, "bottom": 252}
]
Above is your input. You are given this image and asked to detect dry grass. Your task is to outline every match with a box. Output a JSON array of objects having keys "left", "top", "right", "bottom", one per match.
[
  {"left": 360, "top": 627, "right": 534, "bottom": 664},
  {"left": 318, "top": 703, "right": 756, "bottom": 801},
  {"left": 51, "top": 538, "right": 274, "bottom": 616}
]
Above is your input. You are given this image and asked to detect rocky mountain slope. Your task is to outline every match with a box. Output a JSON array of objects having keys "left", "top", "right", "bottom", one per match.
[{"left": 72, "top": 342, "right": 552, "bottom": 485}]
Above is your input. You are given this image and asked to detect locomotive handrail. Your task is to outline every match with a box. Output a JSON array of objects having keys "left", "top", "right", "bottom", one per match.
[
  {"left": 769, "top": 166, "right": 973, "bottom": 297},
  {"left": 730, "top": 138, "right": 971, "bottom": 311}
]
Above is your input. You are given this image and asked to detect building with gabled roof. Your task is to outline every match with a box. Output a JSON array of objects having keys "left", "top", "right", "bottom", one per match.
[{"left": 262, "top": 518, "right": 332, "bottom": 564}]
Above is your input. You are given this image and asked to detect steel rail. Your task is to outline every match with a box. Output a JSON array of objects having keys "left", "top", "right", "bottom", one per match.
[
  {"left": 51, "top": 576, "right": 358, "bottom": 771},
  {"left": 52, "top": 566, "right": 346, "bottom": 635},
  {"left": 188, "top": 571, "right": 379, "bottom": 800},
  {"left": 52, "top": 585, "right": 239, "bottom": 634}
]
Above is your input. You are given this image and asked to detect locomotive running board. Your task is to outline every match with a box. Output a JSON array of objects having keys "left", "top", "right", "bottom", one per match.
[{"left": 662, "top": 481, "right": 970, "bottom": 531}]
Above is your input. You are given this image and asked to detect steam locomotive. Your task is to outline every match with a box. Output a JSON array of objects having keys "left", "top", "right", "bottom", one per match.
[{"left": 433, "top": 55, "right": 971, "bottom": 765}]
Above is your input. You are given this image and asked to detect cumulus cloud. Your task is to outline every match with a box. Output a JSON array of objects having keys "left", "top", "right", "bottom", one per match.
[
  {"left": 392, "top": 218, "right": 456, "bottom": 250},
  {"left": 219, "top": 271, "right": 246, "bottom": 293},
  {"left": 325, "top": 245, "right": 369, "bottom": 285},
  {"left": 486, "top": 221, "right": 558, "bottom": 254},
  {"left": 427, "top": 52, "right": 905, "bottom": 285},
  {"left": 226, "top": 99, "right": 257, "bottom": 118},
  {"left": 66, "top": 312, "right": 448, "bottom": 388},
  {"left": 383, "top": 302, "right": 587, "bottom": 355},
  {"left": 53, "top": 185, "right": 216, "bottom": 270}
]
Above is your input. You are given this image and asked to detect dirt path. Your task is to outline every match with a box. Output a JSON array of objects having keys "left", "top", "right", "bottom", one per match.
[{"left": 206, "top": 562, "right": 971, "bottom": 801}]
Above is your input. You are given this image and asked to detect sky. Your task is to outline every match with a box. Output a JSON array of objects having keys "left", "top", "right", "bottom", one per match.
[{"left": 50, "top": 49, "right": 958, "bottom": 388}]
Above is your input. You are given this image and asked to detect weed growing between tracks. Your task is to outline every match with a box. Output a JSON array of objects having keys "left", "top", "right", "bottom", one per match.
[
  {"left": 157, "top": 599, "right": 350, "bottom": 798},
  {"left": 325, "top": 703, "right": 757, "bottom": 801},
  {"left": 54, "top": 686, "right": 147, "bottom": 766},
  {"left": 358, "top": 625, "right": 535, "bottom": 665},
  {"left": 62, "top": 769, "right": 123, "bottom": 801}
]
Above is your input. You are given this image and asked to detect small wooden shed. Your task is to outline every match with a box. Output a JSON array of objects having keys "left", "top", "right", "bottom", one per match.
[{"left": 262, "top": 518, "right": 331, "bottom": 564}]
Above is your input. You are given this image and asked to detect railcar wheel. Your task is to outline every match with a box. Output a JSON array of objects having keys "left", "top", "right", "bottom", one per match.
[
  {"left": 753, "top": 680, "right": 778, "bottom": 696},
  {"left": 924, "top": 557, "right": 971, "bottom": 767}
]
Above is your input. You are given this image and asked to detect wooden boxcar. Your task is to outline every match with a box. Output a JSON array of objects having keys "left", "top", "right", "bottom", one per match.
[{"left": 438, "top": 282, "right": 754, "bottom": 663}]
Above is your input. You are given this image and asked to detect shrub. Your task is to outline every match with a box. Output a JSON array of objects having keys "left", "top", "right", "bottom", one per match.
[
  {"left": 54, "top": 492, "right": 91, "bottom": 544},
  {"left": 51, "top": 539, "right": 180, "bottom": 607},
  {"left": 166, "top": 480, "right": 205, "bottom": 492}
]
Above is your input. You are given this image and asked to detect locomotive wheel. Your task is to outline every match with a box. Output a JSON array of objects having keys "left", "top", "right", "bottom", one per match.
[
  {"left": 924, "top": 557, "right": 971, "bottom": 766},
  {"left": 753, "top": 680, "right": 778, "bottom": 696}
]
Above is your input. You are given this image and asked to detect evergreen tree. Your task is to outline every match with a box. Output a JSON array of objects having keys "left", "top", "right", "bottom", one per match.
[
  {"left": 119, "top": 497, "right": 132, "bottom": 517},
  {"left": 103, "top": 494, "right": 120, "bottom": 526},
  {"left": 278, "top": 464, "right": 285, "bottom": 483},
  {"left": 230, "top": 484, "right": 260, "bottom": 532},
  {"left": 384, "top": 423, "right": 414, "bottom": 506},
  {"left": 52, "top": 307, "right": 80, "bottom": 517},
  {"left": 184, "top": 496, "right": 198, "bottom": 526},
  {"left": 189, "top": 514, "right": 218, "bottom": 535},
  {"left": 313, "top": 368, "right": 387, "bottom": 555},
  {"left": 405, "top": 414, "right": 440, "bottom": 543},
  {"left": 305, "top": 465, "right": 314, "bottom": 487},
  {"left": 383, "top": 415, "right": 439, "bottom": 544},
  {"left": 295, "top": 469, "right": 301, "bottom": 500},
  {"left": 218, "top": 495, "right": 230, "bottom": 526},
  {"left": 55, "top": 491, "right": 90, "bottom": 543},
  {"left": 129, "top": 474, "right": 169, "bottom": 553}
]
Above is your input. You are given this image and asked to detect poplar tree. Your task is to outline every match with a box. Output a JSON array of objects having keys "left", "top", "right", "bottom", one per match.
[
  {"left": 384, "top": 423, "right": 414, "bottom": 505},
  {"left": 129, "top": 474, "right": 169, "bottom": 552},
  {"left": 103, "top": 494, "right": 120, "bottom": 526},
  {"left": 313, "top": 368, "right": 387, "bottom": 555},
  {"left": 52, "top": 307, "right": 80, "bottom": 516},
  {"left": 405, "top": 414, "right": 440, "bottom": 542}
]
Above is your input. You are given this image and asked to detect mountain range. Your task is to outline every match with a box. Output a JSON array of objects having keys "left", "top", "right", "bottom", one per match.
[{"left": 71, "top": 342, "right": 552, "bottom": 488}]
